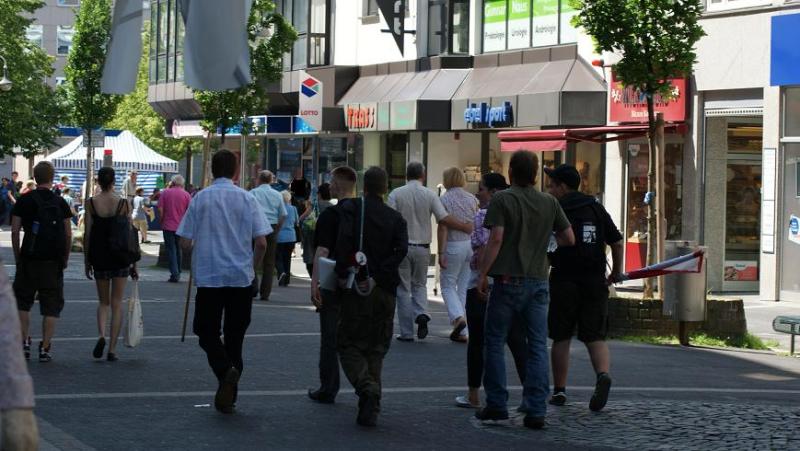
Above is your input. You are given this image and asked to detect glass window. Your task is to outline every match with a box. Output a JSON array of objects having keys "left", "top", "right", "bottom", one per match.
[
  {"left": 706, "top": 0, "right": 772, "bottom": 12},
  {"left": 149, "top": 57, "right": 157, "bottom": 83},
  {"left": 575, "top": 144, "right": 603, "bottom": 197},
  {"left": 559, "top": 0, "right": 578, "bottom": 44},
  {"left": 157, "top": 55, "right": 167, "bottom": 82},
  {"left": 365, "top": 0, "right": 378, "bottom": 16},
  {"left": 724, "top": 160, "right": 761, "bottom": 282},
  {"left": 786, "top": 88, "right": 800, "bottom": 138},
  {"left": 310, "top": 0, "right": 326, "bottom": 33},
  {"left": 428, "top": 2, "right": 444, "bottom": 55},
  {"left": 292, "top": 36, "right": 307, "bottom": 70},
  {"left": 483, "top": 0, "right": 507, "bottom": 52},
  {"left": 507, "top": 0, "right": 531, "bottom": 49},
  {"left": 26, "top": 25, "right": 43, "bottom": 48},
  {"left": 294, "top": 0, "right": 309, "bottom": 33},
  {"left": 55, "top": 77, "right": 67, "bottom": 86},
  {"left": 158, "top": 0, "right": 169, "bottom": 55},
  {"left": 450, "top": 0, "right": 470, "bottom": 54},
  {"left": 57, "top": 26, "right": 74, "bottom": 55},
  {"left": 57, "top": 0, "right": 79, "bottom": 5},
  {"left": 150, "top": 4, "right": 157, "bottom": 58}
]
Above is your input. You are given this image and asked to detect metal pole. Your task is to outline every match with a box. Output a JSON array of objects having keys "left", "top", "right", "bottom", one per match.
[{"left": 240, "top": 116, "right": 247, "bottom": 188}]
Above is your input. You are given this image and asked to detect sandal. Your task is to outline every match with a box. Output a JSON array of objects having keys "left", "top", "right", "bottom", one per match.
[{"left": 93, "top": 337, "right": 106, "bottom": 359}]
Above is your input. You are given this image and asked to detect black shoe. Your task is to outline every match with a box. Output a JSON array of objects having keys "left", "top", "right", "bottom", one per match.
[
  {"left": 260, "top": 296, "right": 270, "bottom": 302},
  {"left": 474, "top": 407, "right": 509, "bottom": 422},
  {"left": 23, "top": 336, "right": 31, "bottom": 360},
  {"left": 356, "top": 394, "right": 379, "bottom": 427},
  {"left": 307, "top": 389, "right": 335, "bottom": 404},
  {"left": 38, "top": 342, "right": 52, "bottom": 363},
  {"left": 524, "top": 416, "right": 546, "bottom": 430},
  {"left": 549, "top": 391, "right": 567, "bottom": 406},
  {"left": 167, "top": 277, "right": 179, "bottom": 283},
  {"left": 396, "top": 336, "right": 414, "bottom": 342},
  {"left": 415, "top": 315, "right": 429, "bottom": 340},
  {"left": 278, "top": 273, "right": 289, "bottom": 286},
  {"left": 589, "top": 373, "right": 612, "bottom": 412},
  {"left": 93, "top": 337, "right": 106, "bottom": 359},
  {"left": 214, "top": 367, "right": 240, "bottom": 414},
  {"left": 107, "top": 352, "right": 118, "bottom": 362}
]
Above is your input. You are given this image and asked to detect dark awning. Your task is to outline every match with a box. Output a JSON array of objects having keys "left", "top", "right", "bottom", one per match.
[{"left": 498, "top": 124, "right": 689, "bottom": 152}]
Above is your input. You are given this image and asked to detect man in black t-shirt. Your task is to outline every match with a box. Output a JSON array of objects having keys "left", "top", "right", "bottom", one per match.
[
  {"left": 11, "top": 162, "right": 73, "bottom": 363},
  {"left": 308, "top": 166, "right": 358, "bottom": 405},
  {"left": 545, "top": 165, "right": 623, "bottom": 413}
]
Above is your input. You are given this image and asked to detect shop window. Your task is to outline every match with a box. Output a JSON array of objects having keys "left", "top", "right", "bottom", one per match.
[
  {"left": 386, "top": 134, "right": 408, "bottom": 192},
  {"left": 575, "top": 144, "right": 602, "bottom": 197},
  {"left": 26, "top": 25, "right": 43, "bottom": 48},
  {"left": 482, "top": 0, "right": 576, "bottom": 53},
  {"left": 624, "top": 143, "right": 683, "bottom": 270},
  {"left": 57, "top": 26, "right": 74, "bottom": 55},
  {"left": 705, "top": 0, "right": 772, "bottom": 13},
  {"left": 785, "top": 88, "right": 800, "bottom": 138}
]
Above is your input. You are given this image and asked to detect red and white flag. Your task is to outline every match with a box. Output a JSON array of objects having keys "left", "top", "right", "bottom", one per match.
[{"left": 619, "top": 249, "right": 705, "bottom": 282}]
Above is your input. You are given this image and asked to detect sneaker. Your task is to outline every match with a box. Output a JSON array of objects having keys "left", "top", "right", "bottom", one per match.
[
  {"left": 396, "top": 336, "right": 414, "bottom": 342},
  {"left": 93, "top": 337, "right": 106, "bottom": 359},
  {"left": 356, "top": 394, "right": 379, "bottom": 427},
  {"left": 278, "top": 273, "right": 289, "bottom": 287},
  {"left": 524, "top": 416, "right": 546, "bottom": 430},
  {"left": 38, "top": 342, "right": 52, "bottom": 363},
  {"left": 23, "top": 337, "right": 31, "bottom": 360},
  {"left": 474, "top": 407, "right": 509, "bottom": 422},
  {"left": 455, "top": 395, "right": 479, "bottom": 409},
  {"left": 415, "top": 315, "right": 430, "bottom": 340},
  {"left": 589, "top": 373, "right": 612, "bottom": 412},
  {"left": 307, "top": 389, "right": 335, "bottom": 404},
  {"left": 549, "top": 392, "right": 567, "bottom": 406}
]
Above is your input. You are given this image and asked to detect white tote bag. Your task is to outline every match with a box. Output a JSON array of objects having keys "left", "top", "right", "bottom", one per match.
[{"left": 124, "top": 281, "right": 144, "bottom": 348}]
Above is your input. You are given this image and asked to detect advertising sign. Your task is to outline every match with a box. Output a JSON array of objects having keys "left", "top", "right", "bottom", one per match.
[
  {"left": 609, "top": 73, "right": 688, "bottom": 123},
  {"left": 507, "top": 0, "right": 531, "bottom": 49},
  {"left": 559, "top": 0, "right": 578, "bottom": 44},
  {"left": 724, "top": 261, "right": 759, "bottom": 282},
  {"left": 298, "top": 71, "right": 323, "bottom": 132},
  {"left": 83, "top": 129, "right": 105, "bottom": 148},
  {"left": 483, "top": 0, "right": 507, "bottom": 52},
  {"left": 463, "top": 101, "right": 514, "bottom": 128},
  {"left": 344, "top": 103, "right": 378, "bottom": 131},
  {"left": 377, "top": 0, "right": 406, "bottom": 55},
  {"left": 790, "top": 215, "right": 800, "bottom": 245},
  {"left": 532, "top": 0, "right": 558, "bottom": 47}
]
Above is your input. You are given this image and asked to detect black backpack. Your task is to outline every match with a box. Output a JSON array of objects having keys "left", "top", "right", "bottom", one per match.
[
  {"left": 93, "top": 199, "right": 141, "bottom": 265},
  {"left": 25, "top": 191, "right": 67, "bottom": 260}
]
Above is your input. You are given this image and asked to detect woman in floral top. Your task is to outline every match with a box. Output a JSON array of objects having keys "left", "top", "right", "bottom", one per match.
[{"left": 438, "top": 168, "right": 479, "bottom": 343}]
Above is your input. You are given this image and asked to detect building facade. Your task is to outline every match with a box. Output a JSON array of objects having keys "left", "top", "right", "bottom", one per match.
[{"left": 27, "top": 0, "right": 80, "bottom": 88}]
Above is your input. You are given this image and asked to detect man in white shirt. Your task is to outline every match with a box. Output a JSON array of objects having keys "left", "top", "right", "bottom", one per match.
[
  {"left": 177, "top": 150, "right": 270, "bottom": 415},
  {"left": 388, "top": 162, "right": 473, "bottom": 342},
  {"left": 250, "top": 170, "right": 287, "bottom": 301},
  {"left": 121, "top": 170, "right": 137, "bottom": 204}
]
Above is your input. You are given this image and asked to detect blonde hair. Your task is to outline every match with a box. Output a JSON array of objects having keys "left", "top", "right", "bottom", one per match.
[
  {"left": 442, "top": 167, "right": 466, "bottom": 189},
  {"left": 281, "top": 190, "right": 292, "bottom": 203}
]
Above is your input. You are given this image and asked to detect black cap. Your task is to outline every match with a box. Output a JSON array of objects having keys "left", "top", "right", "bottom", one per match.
[
  {"left": 544, "top": 164, "right": 581, "bottom": 190},
  {"left": 482, "top": 173, "right": 509, "bottom": 191}
]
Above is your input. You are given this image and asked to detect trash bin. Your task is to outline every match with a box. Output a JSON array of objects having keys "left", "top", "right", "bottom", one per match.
[{"left": 662, "top": 240, "right": 707, "bottom": 322}]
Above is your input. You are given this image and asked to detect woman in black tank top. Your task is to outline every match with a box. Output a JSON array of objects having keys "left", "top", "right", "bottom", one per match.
[{"left": 83, "top": 167, "right": 138, "bottom": 362}]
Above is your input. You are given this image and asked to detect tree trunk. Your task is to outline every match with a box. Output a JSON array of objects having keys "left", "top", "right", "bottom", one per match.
[
  {"left": 84, "top": 129, "right": 93, "bottom": 205},
  {"left": 655, "top": 113, "right": 666, "bottom": 300},
  {"left": 643, "top": 96, "right": 658, "bottom": 299},
  {"left": 200, "top": 133, "right": 212, "bottom": 189}
]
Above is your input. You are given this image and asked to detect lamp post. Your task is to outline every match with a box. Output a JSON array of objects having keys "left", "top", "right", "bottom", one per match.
[{"left": 0, "top": 55, "right": 12, "bottom": 92}]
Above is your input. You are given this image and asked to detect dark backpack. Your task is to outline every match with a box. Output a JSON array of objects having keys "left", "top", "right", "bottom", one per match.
[
  {"left": 24, "top": 191, "right": 66, "bottom": 260},
  {"left": 94, "top": 199, "right": 141, "bottom": 265}
]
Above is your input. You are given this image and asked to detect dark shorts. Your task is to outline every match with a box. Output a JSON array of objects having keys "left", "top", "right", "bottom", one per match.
[
  {"left": 13, "top": 259, "right": 65, "bottom": 318},
  {"left": 548, "top": 275, "right": 609, "bottom": 343},
  {"left": 93, "top": 267, "right": 131, "bottom": 280}
]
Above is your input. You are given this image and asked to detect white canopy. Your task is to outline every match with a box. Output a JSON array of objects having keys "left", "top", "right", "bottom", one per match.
[{"left": 46, "top": 130, "right": 179, "bottom": 173}]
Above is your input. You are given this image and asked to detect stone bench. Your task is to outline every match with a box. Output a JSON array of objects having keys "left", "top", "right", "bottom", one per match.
[{"left": 773, "top": 316, "right": 800, "bottom": 355}]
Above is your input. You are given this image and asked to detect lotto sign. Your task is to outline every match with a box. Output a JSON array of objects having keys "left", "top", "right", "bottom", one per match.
[{"left": 298, "top": 71, "right": 322, "bottom": 132}]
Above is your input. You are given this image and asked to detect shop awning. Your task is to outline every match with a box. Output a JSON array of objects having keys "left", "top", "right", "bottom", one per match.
[{"left": 498, "top": 123, "right": 689, "bottom": 152}]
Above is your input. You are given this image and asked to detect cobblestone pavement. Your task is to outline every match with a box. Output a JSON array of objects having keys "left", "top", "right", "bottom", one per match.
[{"left": 473, "top": 400, "right": 800, "bottom": 450}]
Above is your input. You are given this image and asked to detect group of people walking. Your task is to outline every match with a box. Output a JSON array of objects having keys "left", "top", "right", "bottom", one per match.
[{"left": 11, "top": 148, "right": 623, "bottom": 432}]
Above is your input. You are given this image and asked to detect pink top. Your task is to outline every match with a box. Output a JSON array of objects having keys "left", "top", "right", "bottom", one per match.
[{"left": 159, "top": 187, "right": 192, "bottom": 232}]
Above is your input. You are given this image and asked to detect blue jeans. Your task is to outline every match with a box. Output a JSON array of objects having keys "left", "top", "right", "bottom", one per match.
[
  {"left": 163, "top": 231, "right": 181, "bottom": 280},
  {"left": 484, "top": 277, "right": 550, "bottom": 417}
]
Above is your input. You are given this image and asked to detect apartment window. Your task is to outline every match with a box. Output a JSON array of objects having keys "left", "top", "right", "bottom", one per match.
[
  {"left": 280, "top": 0, "right": 330, "bottom": 70},
  {"left": 482, "top": 0, "right": 577, "bottom": 53},
  {"left": 428, "top": 0, "right": 471, "bottom": 56},
  {"left": 364, "top": 0, "right": 378, "bottom": 16},
  {"left": 57, "top": 26, "right": 75, "bottom": 55},
  {"left": 26, "top": 25, "right": 44, "bottom": 48},
  {"left": 706, "top": 0, "right": 772, "bottom": 12},
  {"left": 57, "top": 0, "right": 79, "bottom": 6}
]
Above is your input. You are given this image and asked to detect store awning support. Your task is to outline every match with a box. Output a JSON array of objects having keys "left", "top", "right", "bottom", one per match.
[{"left": 498, "top": 123, "right": 688, "bottom": 152}]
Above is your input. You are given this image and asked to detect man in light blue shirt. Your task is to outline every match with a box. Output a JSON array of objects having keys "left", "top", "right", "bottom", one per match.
[
  {"left": 250, "top": 170, "right": 287, "bottom": 301},
  {"left": 177, "top": 150, "right": 269, "bottom": 415}
]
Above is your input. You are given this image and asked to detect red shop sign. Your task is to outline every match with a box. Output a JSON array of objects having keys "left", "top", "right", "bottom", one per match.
[{"left": 609, "top": 73, "right": 687, "bottom": 123}]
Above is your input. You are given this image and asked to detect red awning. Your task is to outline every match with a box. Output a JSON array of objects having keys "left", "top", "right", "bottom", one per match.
[{"left": 498, "top": 123, "right": 689, "bottom": 152}]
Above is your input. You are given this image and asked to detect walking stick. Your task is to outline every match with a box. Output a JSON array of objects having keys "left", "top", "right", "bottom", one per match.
[{"left": 181, "top": 272, "right": 193, "bottom": 342}]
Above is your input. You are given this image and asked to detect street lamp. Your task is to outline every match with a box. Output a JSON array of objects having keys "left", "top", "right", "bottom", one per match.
[{"left": 0, "top": 55, "right": 12, "bottom": 92}]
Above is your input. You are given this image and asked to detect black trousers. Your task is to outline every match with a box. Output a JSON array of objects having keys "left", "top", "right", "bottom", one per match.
[
  {"left": 193, "top": 287, "right": 253, "bottom": 383},
  {"left": 276, "top": 243, "right": 294, "bottom": 278},
  {"left": 465, "top": 287, "right": 527, "bottom": 389},
  {"left": 317, "top": 289, "right": 341, "bottom": 397}
]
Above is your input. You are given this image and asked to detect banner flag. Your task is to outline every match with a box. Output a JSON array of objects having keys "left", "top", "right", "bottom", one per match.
[{"left": 620, "top": 249, "right": 705, "bottom": 282}]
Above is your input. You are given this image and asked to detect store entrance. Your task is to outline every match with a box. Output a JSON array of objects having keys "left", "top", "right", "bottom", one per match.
[
  {"left": 723, "top": 121, "right": 763, "bottom": 291},
  {"left": 386, "top": 133, "right": 408, "bottom": 192},
  {"left": 780, "top": 143, "right": 800, "bottom": 299}
]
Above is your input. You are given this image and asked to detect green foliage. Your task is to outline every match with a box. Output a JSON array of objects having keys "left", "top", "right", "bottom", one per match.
[
  {"left": 64, "top": 0, "right": 120, "bottom": 130},
  {"left": 0, "top": 0, "right": 66, "bottom": 157},
  {"left": 194, "top": 0, "right": 297, "bottom": 137},
  {"left": 616, "top": 333, "right": 776, "bottom": 350},
  {"left": 570, "top": 0, "right": 705, "bottom": 98},
  {"left": 108, "top": 27, "right": 200, "bottom": 161}
]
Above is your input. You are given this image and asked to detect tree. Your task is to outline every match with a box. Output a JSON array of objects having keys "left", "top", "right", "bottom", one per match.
[
  {"left": 108, "top": 27, "right": 200, "bottom": 162},
  {"left": 0, "top": 0, "right": 66, "bottom": 158},
  {"left": 571, "top": 0, "right": 705, "bottom": 298},
  {"left": 193, "top": 0, "right": 296, "bottom": 186},
  {"left": 64, "top": 0, "right": 120, "bottom": 202}
]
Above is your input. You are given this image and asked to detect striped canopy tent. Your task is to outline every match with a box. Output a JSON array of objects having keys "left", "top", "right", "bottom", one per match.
[{"left": 46, "top": 131, "right": 178, "bottom": 197}]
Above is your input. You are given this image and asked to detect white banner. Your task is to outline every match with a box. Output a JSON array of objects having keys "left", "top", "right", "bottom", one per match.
[
  {"left": 299, "top": 71, "right": 323, "bottom": 132},
  {"left": 101, "top": 0, "right": 143, "bottom": 94}
]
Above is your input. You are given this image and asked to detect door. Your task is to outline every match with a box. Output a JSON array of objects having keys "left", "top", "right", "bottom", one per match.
[
  {"left": 780, "top": 143, "right": 800, "bottom": 299},
  {"left": 723, "top": 157, "right": 762, "bottom": 291}
]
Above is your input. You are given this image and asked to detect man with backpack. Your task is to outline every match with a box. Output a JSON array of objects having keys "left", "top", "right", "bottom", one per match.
[
  {"left": 11, "top": 161, "right": 73, "bottom": 362},
  {"left": 545, "top": 164, "right": 624, "bottom": 413}
]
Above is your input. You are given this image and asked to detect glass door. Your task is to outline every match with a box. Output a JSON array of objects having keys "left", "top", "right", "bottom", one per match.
[
  {"left": 386, "top": 134, "right": 408, "bottom": 192},
  {"left": 780, "top": 144, "right": 800, "bottom": 299}
]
